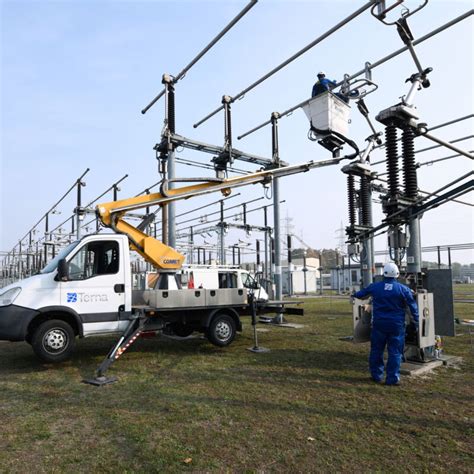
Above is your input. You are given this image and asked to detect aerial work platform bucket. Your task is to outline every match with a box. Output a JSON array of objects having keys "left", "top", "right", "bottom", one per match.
[
  {"left": 301, "top": 91, "right": 351, "bottom": 154},
  {"left": 301, "top": 91, "right": 351, "bottom": 139}
]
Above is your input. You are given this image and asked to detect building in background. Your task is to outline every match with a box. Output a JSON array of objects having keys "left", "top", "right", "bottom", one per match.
[
  {"left": 330, "top": 263, "right": 385, "bottom": 292},
  {"left": 282, "top": 256, "right": 320, "bottom": 295}
]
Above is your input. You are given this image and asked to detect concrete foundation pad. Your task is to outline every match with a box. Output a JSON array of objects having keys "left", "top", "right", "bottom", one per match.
[
  {"left": 400, "top": 359, "right": 443, "bottom": 375},
  {"left": 400, "top": 354, "right": 462, "bottom": 376},
  {"left": 440, "top": 354, "right": 463, "bottom": 366}
]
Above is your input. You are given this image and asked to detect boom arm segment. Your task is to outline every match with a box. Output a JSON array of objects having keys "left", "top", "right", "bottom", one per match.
[{"left": 96, "top": 157, "right": 345, "bottom": 270}]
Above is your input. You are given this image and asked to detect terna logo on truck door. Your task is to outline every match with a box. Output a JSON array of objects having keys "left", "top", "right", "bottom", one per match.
[
  {"left": 67, "top": 292, "right": 108, "bottom": 303},
  {"left": 67, "top": 293, "right": 77, "bottom": 302}
]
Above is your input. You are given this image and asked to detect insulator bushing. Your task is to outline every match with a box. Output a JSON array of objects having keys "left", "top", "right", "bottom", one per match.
[
  {"left": 402, "top": 127, "right": 418, "bottom": 199},
  {"left": 385, "top": 125, "right": 399, "bottom": 198},
  {"left": 226, "top": 104, "right": 232, "bottom": 149},
  {"left": 347, "top": 174, "right": 356, "bottom": 226},
  {"left": 360, "top": 175, "right": 372, "bottom": 226},
  {"left": 168, "top": 85, "right": 176, "bottom": 134}
]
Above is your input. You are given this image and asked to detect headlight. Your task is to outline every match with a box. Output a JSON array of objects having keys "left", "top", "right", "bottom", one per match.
[{"left": 0, "top": 288, "right": 22, "bottom": 307}]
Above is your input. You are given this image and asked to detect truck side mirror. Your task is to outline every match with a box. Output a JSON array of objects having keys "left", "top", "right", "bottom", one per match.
[{"left": 57, "top": 259, "right": 70, "bottom": 281}]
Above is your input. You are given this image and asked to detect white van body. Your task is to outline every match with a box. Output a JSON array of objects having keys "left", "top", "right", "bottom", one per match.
[{"left": 179, "top": 265, "right": 269, "bottom": 301}]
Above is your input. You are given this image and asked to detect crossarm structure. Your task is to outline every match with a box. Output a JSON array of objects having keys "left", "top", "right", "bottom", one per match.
[{"left": 96, "top": 157, "right": 344, "bottom": 270}]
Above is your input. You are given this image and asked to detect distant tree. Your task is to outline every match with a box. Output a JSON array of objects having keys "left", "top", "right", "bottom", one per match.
[
  {"left": 451, "top": 262, "right": 462, "bottom": 278},
  {"left": 316, "top": 249, "right": 343, "bottom": 270},
  {"left": 291, "top": 248, "right": 319, "bottom": 259}
]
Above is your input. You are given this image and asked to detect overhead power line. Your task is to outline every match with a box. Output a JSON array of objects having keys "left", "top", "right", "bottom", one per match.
[
  {"left": 237, "top": 10, "right": 473, "bottom": 140},
  {"left": 193, "top": 1, "right": 375, "bottom": 128},
  {"left": 141, "top": 0, "right": 258, "bottom": 114}
]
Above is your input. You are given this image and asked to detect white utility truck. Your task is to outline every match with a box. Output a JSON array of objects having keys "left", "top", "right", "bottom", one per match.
[
  {"left": 0, "top": 233, "right": 292, "bottom": 365},
  {"left": 2, "top": 161, "right": 347, "bottom": 375}
]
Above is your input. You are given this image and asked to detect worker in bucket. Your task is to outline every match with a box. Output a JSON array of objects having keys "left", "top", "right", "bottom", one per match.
[
  {"left": 352, "top": 262, "right": 419, "bottom": 386},
  {"left": 312, "top": 71, "right": 359, "bottom": 103},
  {"left": 311, "top": 71, "right": 337, "bottom": 98}
]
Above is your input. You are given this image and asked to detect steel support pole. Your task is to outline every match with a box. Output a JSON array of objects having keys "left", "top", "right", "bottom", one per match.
[
  {"left": 360, "top": 177, "right": 374, "bottom": 287},
  {"left": 287, "top": 234, "right": 292, "bottom": 296},
  {"left": 365, "top": 228, "right": 374, "bottom": 287},
  {"left": 219, "top": 201, "right": 225, "bottom": 264},
  {"left": 76, "top": 180, "right": 82, "bottom": 240},
  {"left": 44, "top": 213, "right": 49, "bottom": 263},
  {"left": 303, "top": 252, "right": 307, "bottom": 295},
  {"left": 256, "top": 239, "right": 261, "bottom": 273},
  {"left": 168, "top": 148, "right": 176, "bottom": 248},
  {"left": 161, "top": 160, "right": 169, "bottom": 245},
  {"left": 263, "top": 207, "right": 269, "bottom": 284},
  {"left": 189, "top": 227, "right": 194, "bottom": 265},
  {"left": 166, "top": 75, "right": 177, "bottom": 248},
  {"left": 271, "top": 113, "right": 283, "bottom": 321},
  {"left": 407, "top": 217, "right": 422, "bottom": 273}
]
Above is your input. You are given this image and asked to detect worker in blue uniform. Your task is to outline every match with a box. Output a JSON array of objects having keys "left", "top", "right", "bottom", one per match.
[
  {"left": 312, "top": 71, "right": 359, "bottom": 103},
  {"left": 311, "top": 71, "right": 337, "bottom": 98},
  {"left": 353, "top": 262, "right": 419, "bottom": 386}
]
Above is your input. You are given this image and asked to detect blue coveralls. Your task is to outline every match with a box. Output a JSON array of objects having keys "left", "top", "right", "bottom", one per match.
[
  {"left": 311, "top": 77, "right": 358, "bottom": 103},
  {"left": 312, "top": 78, "right": 337, "bottom": 97},
  {"left": 354, "top": 278, "right": 419, "bottom": 385}
]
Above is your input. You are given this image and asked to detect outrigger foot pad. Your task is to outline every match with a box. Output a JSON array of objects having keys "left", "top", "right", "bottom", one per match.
[
  {"left": 82, "top": 375, "right": 118, "bottom": 386},
  {"left": 247, "top": 346, "right": 270, "bottom": 354}
]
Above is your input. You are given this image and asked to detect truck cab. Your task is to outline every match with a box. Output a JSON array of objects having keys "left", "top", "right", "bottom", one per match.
[{"left": 0, "top": 234, "right": 134, "bottom": 361}]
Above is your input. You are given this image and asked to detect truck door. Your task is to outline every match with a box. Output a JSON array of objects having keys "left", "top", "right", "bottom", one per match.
[
  {"left": 61, "top": 239, "right": 125, "bottom": 334},
  {"left": 241, "top": 272, "right": 268, "bottom": 301}
]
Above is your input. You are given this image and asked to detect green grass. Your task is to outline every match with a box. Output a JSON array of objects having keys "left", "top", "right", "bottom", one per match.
[
  {"left": 0, "top": 298, "right": 472, "bottom": 472},
  {"left": 453, "top": 283, "right": 474, "bottom": 298}
]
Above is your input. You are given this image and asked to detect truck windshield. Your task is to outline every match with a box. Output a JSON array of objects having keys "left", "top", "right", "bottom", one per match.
[
  {"left": 40, "top": 241, "right": 81, "bottom": 274},
  {"left": 242, "top": 272, "right": 258, "bottom": 289}
]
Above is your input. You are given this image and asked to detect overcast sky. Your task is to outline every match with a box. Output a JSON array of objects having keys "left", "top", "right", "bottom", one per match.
[{"left": 1, "top": 0, "right": 473, "bottom": 264}]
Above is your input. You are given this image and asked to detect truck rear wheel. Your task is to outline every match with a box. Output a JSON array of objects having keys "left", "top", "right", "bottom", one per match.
[
  {"left": 31, "top": 319, "right": 75, "bottom": 363},
  {"left": 206, "top": 313, "right": 236, "bottom": 347}
]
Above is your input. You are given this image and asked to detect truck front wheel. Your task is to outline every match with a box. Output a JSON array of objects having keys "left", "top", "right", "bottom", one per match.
[
  {"left": 206, "top": 313, "right": 236, "bottom": 347},
  {"left": 31, "top": 319, "right": 75, "bottom": 363}
]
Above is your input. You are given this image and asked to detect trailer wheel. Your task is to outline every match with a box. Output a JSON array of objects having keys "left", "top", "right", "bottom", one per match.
[
  {"left": 206, "top": 313, "right": 236, "bottom": 347},
  {"left": 31, "top": 319, "right": 75, "bottom": 363}
]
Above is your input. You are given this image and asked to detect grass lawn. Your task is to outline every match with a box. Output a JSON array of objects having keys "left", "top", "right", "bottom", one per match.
[{"left": 0, "top": 298, "right": 472, "bottom": 472}]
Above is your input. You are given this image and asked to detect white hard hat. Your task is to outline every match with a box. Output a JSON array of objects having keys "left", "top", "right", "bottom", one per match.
[
  {"left": 317, "top": 71, "right": 325, "bottom": 76},
  {"left": 384, "top": 262, "right": 400, "bottom": 278}
]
